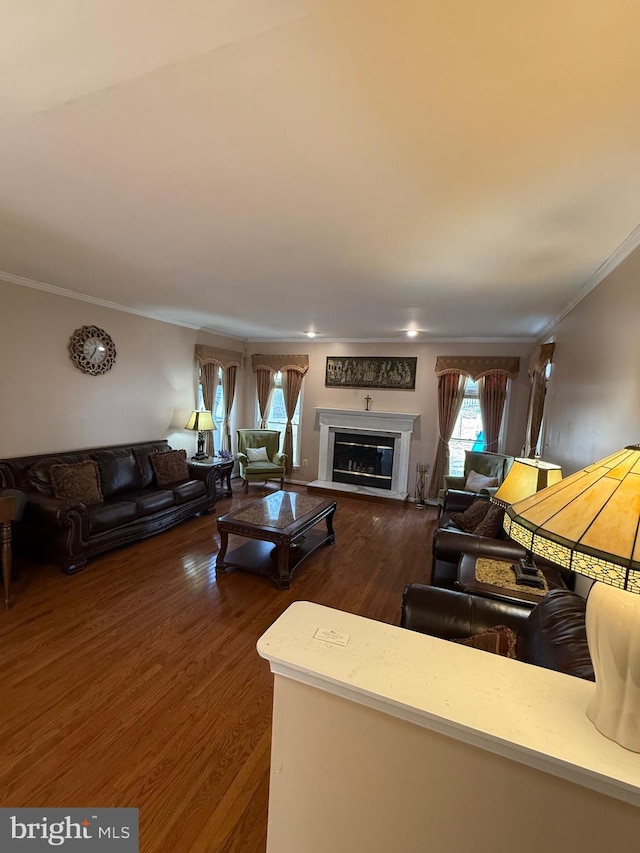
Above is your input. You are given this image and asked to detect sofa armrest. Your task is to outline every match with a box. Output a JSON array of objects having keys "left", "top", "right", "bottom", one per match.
[
  {"left": 273, "top": 452, "right": 286, "bottom": 466},
  {"left": 442, "top": 490, "right": 489, "bottom": 513},
  {"left": 443, "top": 475, "right": 466, "bottom": 491},
  {"left": 187, "top": 462, "right": 217, "bottom": 507},
  {"left": 400, "top": 584, "right": 530, "bottom": 639},
  {"left": 19, "top": 492, "right": 90, "bottom": 571},
  {"left": 433, "top": 528, "right": 527, "bottom": 566},
  {"left": 24, "top": 492, "right": 89, "bottom": 529},
  {"left": 237, "top": 452, "right": 248, "bottom": 464}
]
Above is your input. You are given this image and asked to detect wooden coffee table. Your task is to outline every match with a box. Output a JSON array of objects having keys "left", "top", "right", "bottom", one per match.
[
  {"left": 457, "top": 552, "right": 567, "bottom": 607},
  {"left": 216, "top": 491, "right": 337, "bottom": 589}
]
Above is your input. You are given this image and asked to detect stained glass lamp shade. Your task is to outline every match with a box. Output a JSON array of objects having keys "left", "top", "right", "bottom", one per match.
[{"left": 505, "top": 445, "right": 640, "bottom": 751}]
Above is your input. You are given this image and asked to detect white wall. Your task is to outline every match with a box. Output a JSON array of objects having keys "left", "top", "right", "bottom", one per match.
[
  {"left": 542, "top": 247, "right": 640, "bottom": 475},
  {"left": 0, "top": 278, "right": 534, "bottom": 492},
  {"left": 0, "top": 279, "right": 243, "bottom": 458},
  {"left": 245, "top": 340, "right": 533, "bottom": 494}
]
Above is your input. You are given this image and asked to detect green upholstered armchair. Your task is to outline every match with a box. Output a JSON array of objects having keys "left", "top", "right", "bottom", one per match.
[
  {"left": 439, "top": 450, "right": 513, "bottom": 509},
  {"left": 236, "top": 429, "right": 286, "bottom": 493}
]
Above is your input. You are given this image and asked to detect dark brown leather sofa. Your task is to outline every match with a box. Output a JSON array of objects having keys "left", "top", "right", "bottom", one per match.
[
  {"left": 401, "top": 584, "right": 594, "bottom": 680},
  {"left": 0, "top": 440, "right": 217, "bottom": 574}
]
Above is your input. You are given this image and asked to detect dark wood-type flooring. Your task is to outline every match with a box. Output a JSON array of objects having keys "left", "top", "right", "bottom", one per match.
[{"left": 0, "top": 483, "right": 437, "bottom": 852}]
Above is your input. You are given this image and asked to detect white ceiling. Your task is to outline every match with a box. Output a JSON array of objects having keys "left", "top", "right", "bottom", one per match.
[{"left": 2, "top": 0, "right": 640, "bottom": 342}]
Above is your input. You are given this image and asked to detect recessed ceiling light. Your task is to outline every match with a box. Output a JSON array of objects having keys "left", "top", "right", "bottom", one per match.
[
  {"left": 406, "top": 329, "right": 418, "bottom": 338},
  {"left": 306, "top": 330, "right": 317, "bottom": 338}
]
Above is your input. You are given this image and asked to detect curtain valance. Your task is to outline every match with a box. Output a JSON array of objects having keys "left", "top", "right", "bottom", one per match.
[
  {"left": 528, "top": 342, "right": 555, "bottom": 377},
  {"left": 195, "top": 344, "right": 243, "bottom": 370},
  {"left": 434, "top": 356, "right": 520, "bottom": 380},
  {"left": 251, "top": 354, "right": 309, "bottom": 375}
]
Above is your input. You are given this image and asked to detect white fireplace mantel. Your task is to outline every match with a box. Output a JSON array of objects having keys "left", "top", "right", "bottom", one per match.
[{"left": 311, "top": 408, "right": 419, "bottom": 501}]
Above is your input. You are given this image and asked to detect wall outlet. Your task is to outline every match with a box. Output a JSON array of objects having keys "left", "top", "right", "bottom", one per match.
[{"left": 302, "top": 458, "right": 308, "bottom": 467}]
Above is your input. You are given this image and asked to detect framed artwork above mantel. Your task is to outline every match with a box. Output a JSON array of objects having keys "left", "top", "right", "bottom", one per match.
[{"left": 325, "top": 357, "right": 417, "bottom": 390}]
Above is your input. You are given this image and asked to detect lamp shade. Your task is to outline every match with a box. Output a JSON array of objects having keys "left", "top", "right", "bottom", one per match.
[
  {"left": 492, "top": 457, "right": 562, "bottom": 508},
  {"left": 184, "top": 410, "right": 216, "bottom": 432},
  {"left": 505, "top": 444, "right": 640, "bottom": 752},
  {"left": 504, "top": 446, "right": 640, "bottom": 593}
]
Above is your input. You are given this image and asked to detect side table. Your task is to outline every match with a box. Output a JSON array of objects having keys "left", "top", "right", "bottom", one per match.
[
  {"left": 456, "top": 552, "right": 567, "bottom": 607},
  {"left": 191, "top": 457, "right": 235, "bottom": 499}
]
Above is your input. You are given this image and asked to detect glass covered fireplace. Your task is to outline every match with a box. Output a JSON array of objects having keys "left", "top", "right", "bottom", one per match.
[{"left": 332, "top": 432, "right": 394, "bottom": 491}]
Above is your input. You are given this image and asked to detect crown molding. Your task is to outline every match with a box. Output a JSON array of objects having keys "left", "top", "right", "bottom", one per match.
[
  {"left": 535, "top": 219, "right": 640, "bottom": 342},
  {"left": 245, "top": 336, "right": 537, "bottom": 344},
  {"left": 0, "top": 269, "right": 243, "bottom": 343},
  {"left": 0, "top": 271, "right": 538, "bottom": 344},
  {"left": 0, "top": 269, "right": 202, "bottom": 330}
]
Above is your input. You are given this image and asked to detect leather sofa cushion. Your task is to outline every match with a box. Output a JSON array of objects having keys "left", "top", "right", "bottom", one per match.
[
  {"left": 172, "top": 480, "right": 206, "bottom": 503},
  {"left": 92, "top": 449, "right": 141, "bottom": 498},
  {"left": 133, "top": 443, "right": 172, "bottom": 488},
  {"left": 125, "top": 488, "right": 176, "bottom": 517},
  {"left": 88, "top": 500, "right": 138, "bottom": 534},
  {"left": 518, "top": 589, "right": 594, "bottom": 680}
]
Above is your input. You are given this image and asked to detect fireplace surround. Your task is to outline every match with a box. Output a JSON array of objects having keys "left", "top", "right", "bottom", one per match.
[{"left": 309, "top": 408, "right": 419, "bottom": 501}]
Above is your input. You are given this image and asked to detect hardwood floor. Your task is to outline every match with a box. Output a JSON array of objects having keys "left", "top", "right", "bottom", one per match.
[{"left": 0, "top": 483, "right": 437, "bottom": 852}]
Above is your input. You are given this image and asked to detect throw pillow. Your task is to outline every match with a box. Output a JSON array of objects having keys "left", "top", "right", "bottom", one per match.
[
  {"left": 473, "top": 503, "right": 505, "bottom": 538},
  {"left": 449, "top": 499, "right": 491, "bottom": 533},
  {"left": 246, "top": 446, "right": 270, "bottom": 462},
  {"left": 453, "top": 625, "right": 517, "bottom": 658},
  {"left": 50, "top": 460, "right": 103, "bottom": 505},
  {"left": 150, "top": 449, "right": 189, "bottom": 486},
  {"left": 464, "top": 469, "right": 499, "bottom": 493}
]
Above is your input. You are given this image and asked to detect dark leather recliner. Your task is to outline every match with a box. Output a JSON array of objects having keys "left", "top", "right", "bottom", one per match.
[
  {"left": 401, "top": 584, "right": 594, "bottom": 681},
  {"left": 431, "top": 490, "right": 574, "bottom": 592}
]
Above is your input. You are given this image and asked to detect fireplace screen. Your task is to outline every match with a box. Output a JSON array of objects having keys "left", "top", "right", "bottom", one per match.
[{"left": 332, "top": 432, "right": 394, "bottom": 490}]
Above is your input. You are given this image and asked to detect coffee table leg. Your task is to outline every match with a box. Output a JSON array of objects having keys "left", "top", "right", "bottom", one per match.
[
  {"left": 325, "top": 506, "right": 336, "bottom": 544},
  {"left": 273, "top": 543, "right": 292, "bottom": 590},
  {"left": 216, "top": 529, "right": 229, "bottom": 574}
]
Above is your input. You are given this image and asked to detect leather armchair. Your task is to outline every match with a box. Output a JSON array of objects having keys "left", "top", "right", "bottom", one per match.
[
  {"left": 400, "top": 584, "right": 594, "bottom": 680},
  {"left": 236, "top": 429, "right": 286, "bottom": 492}
]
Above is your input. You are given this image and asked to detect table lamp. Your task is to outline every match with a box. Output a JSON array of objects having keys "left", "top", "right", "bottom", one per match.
[
  {"left": 504, "top": 444, "right": 640, "bottom": 752},
  {"left": 491, "top": 457, "right": 563, "bottom": 509},
  {"left": 491, "top": 457, "right": 562, "bottom": 585},
  {"left": 184, "top": 410, "right": 216, "bottom": 461}
]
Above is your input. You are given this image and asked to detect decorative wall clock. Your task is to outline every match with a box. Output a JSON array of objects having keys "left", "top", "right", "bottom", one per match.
[{"left": 68, "top": 325, "right": 117, "bottom": 375}]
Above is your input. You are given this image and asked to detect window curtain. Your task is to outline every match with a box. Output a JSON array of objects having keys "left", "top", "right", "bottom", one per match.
[
  {"left": 220, "top": 365, "right": 237, "bottom": 452},
  {"left": 428, "top": 372, "right": 468, "bottom": 499},
  {"left": 281, "top": 368, "right": 304, "bottom": 475},
  {"left": 524, "top": 342, "right": 555, "bottom": 458},
  {"left": 199, "top": 362, "right": 219, "bottom": 457},
  {"left": 194, "top": 344, "right": 243, "bottom": 455},
  {"left": 477, "top": 372, "right": 509, "bottom": 452},
  {"left": 251, "top": 354, "right": 309, "bottom": 435},
  {"left": 256, "top": 368, "right": 275, "bottom": 429}
]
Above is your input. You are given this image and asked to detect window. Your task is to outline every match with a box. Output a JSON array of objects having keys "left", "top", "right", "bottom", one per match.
[
  {"left": 197, "top": 365, "right": 225, "bottom": 434},
  {"left": 258, "top": 371, "right": 302, "bottom": 466},
  {"left": 448, "top": 379, "right": 484, "bottom": 477}
]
